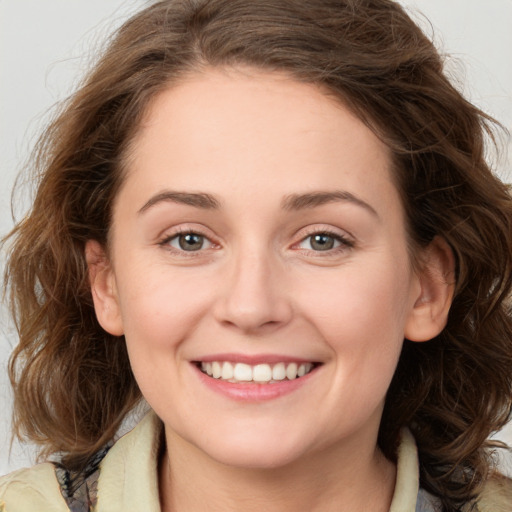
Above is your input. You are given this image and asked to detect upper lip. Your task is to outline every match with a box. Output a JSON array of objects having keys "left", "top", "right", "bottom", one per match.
[{"left": 193, "top": 353, "right": 320, "bottom": 365}]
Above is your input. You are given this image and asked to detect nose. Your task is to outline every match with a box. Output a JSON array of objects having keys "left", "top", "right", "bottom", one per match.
[{"left": 213, "top": 248, "right": 293, "bottom": 334}]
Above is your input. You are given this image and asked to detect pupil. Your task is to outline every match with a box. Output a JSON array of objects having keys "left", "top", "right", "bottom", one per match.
[
  {"left": 311, "top": 234, "right": 334, "bottom": 251},
  {"left": 179, "top": 233, "right": 203, "bottom": 251}
]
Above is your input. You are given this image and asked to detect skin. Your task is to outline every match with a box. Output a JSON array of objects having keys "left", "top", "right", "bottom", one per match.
[{"left": 88, "top": 67, "right": 454, "bottom": 511}]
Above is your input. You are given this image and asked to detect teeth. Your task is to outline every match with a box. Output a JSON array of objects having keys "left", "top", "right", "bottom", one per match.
[
  {"left": 286, "top": 363, "right": 298, "bottom": 380},
  {"left": 221, "top": 361, "right": 234, "bottom": 380},
  {"left": 233, "top": 363, "right": 252, "bottom": 381},
  {"left": 212, "top": 361, "right": 222, "bottom": 379},
  {"left": 272, "top": 363, "right": 286, "bottom": 381},
  {"left": 200, "top": 361, "right": 314, "bottom": 383},
  {"left": 253, "top": 364, "right": 272, "bottom": 382}
]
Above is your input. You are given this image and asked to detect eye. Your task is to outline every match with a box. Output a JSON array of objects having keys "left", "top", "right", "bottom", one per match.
[
  {"left": 166, "top": 232, "right": 213, "bottom": 252},
  {"left": 297, "top": 232, "right": 352, "bottom": 252},
  {"left": 300, "top": 233, "right": 340, "bottom": 251}
]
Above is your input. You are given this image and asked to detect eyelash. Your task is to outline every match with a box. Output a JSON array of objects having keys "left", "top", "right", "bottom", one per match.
[
  {"left": 158, "top": 227, "right": 355, "bottom": 256},
  {"left": 158, "top": 227, "right": 218, "bottom": 257},
  {"left": 293, "top": 228, "right": 355, "bottom": 255}
]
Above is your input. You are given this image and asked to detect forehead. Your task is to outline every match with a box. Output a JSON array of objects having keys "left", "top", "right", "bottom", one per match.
[{"left": 121, "top": 67, "right": 399, "bottom": 215}]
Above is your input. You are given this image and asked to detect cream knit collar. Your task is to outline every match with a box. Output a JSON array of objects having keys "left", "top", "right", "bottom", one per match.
[{"left": 95, "top": 412, "right": 423, "bottom": 512}]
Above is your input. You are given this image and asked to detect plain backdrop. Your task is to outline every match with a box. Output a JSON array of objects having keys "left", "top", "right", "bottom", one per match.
[{"left": 1, "top": 0, "right": 511, "bottom": 474}]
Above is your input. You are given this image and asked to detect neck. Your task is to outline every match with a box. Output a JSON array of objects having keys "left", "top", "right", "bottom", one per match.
[{"left": 159, "top": 429, "right": 396, "bottom": 512}]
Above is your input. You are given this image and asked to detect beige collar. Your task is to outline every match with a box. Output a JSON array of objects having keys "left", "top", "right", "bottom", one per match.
[
  {"left": 96, "top": 411, "right": 421, "bottom": 512},
  {"left": 389, "top": 428, "right": 421, "bottom": 512},
  {"left": 96, "top": 411, "right": 162, "bottom": 512}
]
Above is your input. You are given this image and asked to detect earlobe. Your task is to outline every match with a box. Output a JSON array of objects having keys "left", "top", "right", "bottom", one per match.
[
  {"left": 85, "top": 240, "right": 124, "bottom": 336},
  {"left": 404, "top": 236, "right": 455, "bottom": 342}
]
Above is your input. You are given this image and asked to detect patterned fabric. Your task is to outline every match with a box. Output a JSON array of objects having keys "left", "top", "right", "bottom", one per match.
[
  {"left": 416, "top": 488, "right": 441, "bottom": 512},
  {"left": 54, "top": 443, "right": 112, "bottom": 512}
]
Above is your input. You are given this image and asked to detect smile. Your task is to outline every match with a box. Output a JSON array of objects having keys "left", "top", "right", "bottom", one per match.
[{"left": 199, "top": 361, "right": 315, "bottom": 383}]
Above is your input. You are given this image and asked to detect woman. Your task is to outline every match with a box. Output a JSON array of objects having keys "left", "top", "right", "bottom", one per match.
[{"left": 1, "top": 1, "right": 511, "bottom": 510}]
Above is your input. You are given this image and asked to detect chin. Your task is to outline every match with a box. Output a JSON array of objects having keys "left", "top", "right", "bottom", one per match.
[
  {"left": 192, "top": 426, "right": 313, "bottom": 470},
  {"left": 205, "top": 443, "right": 305, "bottom": 470}
]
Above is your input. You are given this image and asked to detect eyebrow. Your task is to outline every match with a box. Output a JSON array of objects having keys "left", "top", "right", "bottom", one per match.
[
  {"left": 138, "top": 189, "right": 378, "bottom": 217},
  {"left": 282, "top": 190, "right": 379, "bottom": 218},
  {"left": 138, "top": 191, "right": 221, "bottom": 214}
]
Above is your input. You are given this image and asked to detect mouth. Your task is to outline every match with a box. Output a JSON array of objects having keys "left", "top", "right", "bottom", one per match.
[{"left": 196, "top": 360, "right": 319, "bottom": 384}]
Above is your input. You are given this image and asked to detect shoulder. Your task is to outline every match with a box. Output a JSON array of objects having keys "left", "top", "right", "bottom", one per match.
[
  {"left": 0, "top": 463, "right": 68, "bottom": 512},
  {"left": 0, "top": 411, "right": 161, "bottom": 512},
  {"left": 473, "top": 474, "right": 512, "bottom": 512}
]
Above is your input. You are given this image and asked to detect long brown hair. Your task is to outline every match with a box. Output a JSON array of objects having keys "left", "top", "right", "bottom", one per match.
[{"left": 3, "top": 1, "right": 512, "bottom": 509}]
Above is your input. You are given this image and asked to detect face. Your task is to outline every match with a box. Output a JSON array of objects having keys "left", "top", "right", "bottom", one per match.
[{"left": 89, "top": 68, "right": 449, "bottom": 470}]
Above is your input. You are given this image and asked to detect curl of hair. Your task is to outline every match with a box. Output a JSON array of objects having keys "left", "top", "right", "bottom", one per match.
[{"left": 3, "top": 0, "right": 512, "bottom": 508}]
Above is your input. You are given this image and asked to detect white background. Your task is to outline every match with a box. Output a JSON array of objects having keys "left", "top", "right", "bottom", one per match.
[{"left": 1, "top": 1, "right": 511, "bottom": 474}]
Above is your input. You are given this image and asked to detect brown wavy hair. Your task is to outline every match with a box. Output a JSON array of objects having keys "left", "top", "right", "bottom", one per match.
[{"left": 3, "top": 0, "right": 512, "bottom": 509}]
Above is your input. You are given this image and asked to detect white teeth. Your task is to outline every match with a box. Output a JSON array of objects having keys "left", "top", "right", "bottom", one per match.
[
  {"left": 272, "top": 363, "right": 286, "bottom": 381},
  {"left": 221, "top": 361, "right": 234, "bottom": 380},
  {"left": 200, "top": 360, "right": 315, "bottom": 383},
  {"left": 253, "top": 364, "right": 272, "bottom": 382},
  {"left": 286, "top": 363, "right": 298, "bottom": 380},
  {"left": 233, "top": 363, "right": 253, "bottom": 381},
  {"left": 212, "top": 361, "right": 222, "bottom": 379}
]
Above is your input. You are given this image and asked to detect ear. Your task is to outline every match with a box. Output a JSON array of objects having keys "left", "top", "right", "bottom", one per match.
[
  {"left": 85, "top": 240, "right": 124, "bottom": 336},
  {"left": 404, "top": 236, "right": 455, "bottom": 342}
]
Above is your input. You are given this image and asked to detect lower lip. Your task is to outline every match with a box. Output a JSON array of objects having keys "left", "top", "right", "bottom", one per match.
[{"left": 192, "top": 364, "right": 317, "bottom": 402}]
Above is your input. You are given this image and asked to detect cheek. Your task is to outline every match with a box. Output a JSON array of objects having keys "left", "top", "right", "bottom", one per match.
[
  {"left": 299, "top": 259, "right": 412, "bottom": 342},
  {"left": 114, "top": 260, "right": 217, "bottom": 355},
  {"left": 296, "top": 254, "right": 414, "bottom": 393},
  {"left": 113, "top": 263, "right": 219, "bottom": 408}
]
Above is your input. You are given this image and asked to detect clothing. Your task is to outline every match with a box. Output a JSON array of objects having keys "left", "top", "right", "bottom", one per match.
[{"left": 0, "top": 412, "right": 508, "bottom": 511}]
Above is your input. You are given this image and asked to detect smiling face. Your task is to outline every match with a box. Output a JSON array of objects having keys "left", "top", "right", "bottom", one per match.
[{"left": 88, "top": 68, "right": 452, "bottom": 470}]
